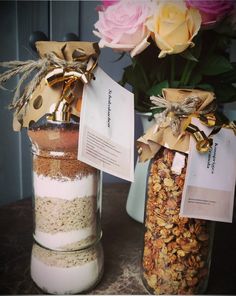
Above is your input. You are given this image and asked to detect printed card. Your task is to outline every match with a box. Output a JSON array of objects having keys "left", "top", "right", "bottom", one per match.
[
  {"left": 180, "top": 118, "right": 236, "bottom": 223},
  {"left": 78, "top": 67, "right": 134, "bottom": 182}
]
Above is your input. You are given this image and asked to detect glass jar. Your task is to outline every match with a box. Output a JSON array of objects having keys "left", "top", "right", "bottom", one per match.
[
  {"left": 141, "top": 147, "right": 214, "bottom": 295},
  {"left": 28, "top": 118, "right": 102, "bottom": 251},
  {"left": 28, "top": 117, "right": 103, "bottom": 293},
  {"left": 31, "top": 240, "right": 104, "bottom": 294}
]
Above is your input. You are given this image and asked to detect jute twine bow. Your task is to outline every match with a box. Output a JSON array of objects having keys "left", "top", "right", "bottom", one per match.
[
  {"left": 0, "top": 50, "right": 97, "bottom": 113},
  {"left": 150, "top": 94, "right": 216, "bottom": 136}
]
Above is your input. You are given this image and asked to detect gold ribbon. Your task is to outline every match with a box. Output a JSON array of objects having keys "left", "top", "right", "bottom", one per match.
[
  {"left": 185, "top": 113, "right": 236, "bottom": 153},
  {"left": 0, "top": 44, "right": 99, "bottom": 128},
  {"left": 44, "top": 52, "right": 98, "bottom": 122},
  {"left": 185, "top": 123, "right": 213, "bottom": 153}
]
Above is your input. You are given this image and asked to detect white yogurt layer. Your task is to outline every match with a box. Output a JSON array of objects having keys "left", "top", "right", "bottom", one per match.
[
  {"left": 34, "top": 225, "right": 96, "bottom": 250},
  {"left": 33, "top": 173, "right": 98, "bottom": 200},
  {"left": 31, "top": 255, "right": 103, "bottom": 294}
]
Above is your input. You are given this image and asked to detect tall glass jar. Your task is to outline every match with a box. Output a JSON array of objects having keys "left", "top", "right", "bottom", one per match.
[
  {"left": 141, "top": 147, "right": 214, "bottom": 295},
  {"left": 28, "top": 117, "right": 103, "bottom": 293}
]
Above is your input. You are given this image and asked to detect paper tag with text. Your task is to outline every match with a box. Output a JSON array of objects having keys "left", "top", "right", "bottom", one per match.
[
  {"left": 180, "top": 118, "right": 236, "bottom": 223},
  {"left": 78, "top": 67, "right": 134, "bottom": 182}
]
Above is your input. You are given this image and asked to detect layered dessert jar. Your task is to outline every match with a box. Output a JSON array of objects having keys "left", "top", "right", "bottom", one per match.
[{"left": 28, "top": 117, "right": 103, "bottom": 293}]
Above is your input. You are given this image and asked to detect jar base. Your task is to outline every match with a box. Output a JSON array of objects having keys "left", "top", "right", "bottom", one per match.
[{"left": 30, "top": 241, "right": 104, "bottom": 294}]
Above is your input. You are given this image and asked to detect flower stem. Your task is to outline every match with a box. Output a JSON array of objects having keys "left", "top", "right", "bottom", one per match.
[
  {"left": 170, "top": 55, "right": 175, "bottom": 87},
  {"left": 180, "top": 60, "right": 191, "bottom": 86}
]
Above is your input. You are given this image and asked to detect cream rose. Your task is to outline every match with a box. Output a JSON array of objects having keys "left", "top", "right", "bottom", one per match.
[{"left": 146, "top": 0, "right": 201, "bottom": 58}]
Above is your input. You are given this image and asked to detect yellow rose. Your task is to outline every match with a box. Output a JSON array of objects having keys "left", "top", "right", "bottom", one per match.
[{"left": 146, "top": 1, "right": 201, "bottom": 58}]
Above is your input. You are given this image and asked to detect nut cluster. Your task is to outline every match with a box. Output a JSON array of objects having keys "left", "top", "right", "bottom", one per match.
[{"left": 142, "top": 148, "right": 212, "bottom": 295}]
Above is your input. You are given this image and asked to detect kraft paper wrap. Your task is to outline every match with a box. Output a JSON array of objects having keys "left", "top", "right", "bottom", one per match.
[
  {"left": 13, "top": 41, "right": 99, "bottom": 131},
  {"left": 137, "top": 88, "right": 215, "bottom": 162}
]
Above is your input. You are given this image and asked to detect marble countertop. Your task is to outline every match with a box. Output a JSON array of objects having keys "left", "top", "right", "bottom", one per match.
[{"left": 0, "top": 183, "right": 236, "bottom": 295}]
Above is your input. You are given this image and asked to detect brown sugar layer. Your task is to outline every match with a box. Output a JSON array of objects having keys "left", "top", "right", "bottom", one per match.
[
  {"left": 32, "top": 242, "right": 102, "bottom": 268},
  {"left": 28, "top": 127, "right": 79, "bottom": 153},
  {"left": 33, "top": 155, "right": 97, "bottom": 180},
  {"left": 35, "top": 196, "right": 97, "bottom": 233}
]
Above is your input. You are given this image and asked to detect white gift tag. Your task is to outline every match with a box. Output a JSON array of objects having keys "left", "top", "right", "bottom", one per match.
[
  {"left": 78, "top": 67, "right": 134, "bottom": 182},
  {"left": 180, "top": 118, "right": 236, "bottom": 223}
]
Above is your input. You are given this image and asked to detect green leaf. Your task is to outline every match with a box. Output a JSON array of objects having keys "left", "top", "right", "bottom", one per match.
[
  {"left": 147, "top": 80, "right": 169, "bottom": 96},
  {"left": 180, "top": 50, "right": 198, "bottom": 62},
  {"left": 189, "top": 72, "right": 202, "bottom": 86},
  {"left": 201, "top": 54, "right": 233, "bottom": 76},
  {"left": 120, "top": 63, "right": 148, "bottom": 92},
  {"left": 214, "top": 18, "right": 236, "bottom": 39},
  {"left": 214, "top": 84, "right": 236, "bottom": 103},
  {"left": 218, "top": 62, "right": 236, "bottom": 84},
  {"left": 171, "top": 80, "right": 180, "bottom": 88},
  {"left": 196, "top": 84, "right": 214, "bottom": 91},
  {"left": 151, "top": 107, "right": 166, "bottom": 115}
]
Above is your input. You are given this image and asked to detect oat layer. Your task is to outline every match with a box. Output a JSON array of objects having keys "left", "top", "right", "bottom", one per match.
[{"left": 35, "top": 196, "right": 97, "bottom": 233}]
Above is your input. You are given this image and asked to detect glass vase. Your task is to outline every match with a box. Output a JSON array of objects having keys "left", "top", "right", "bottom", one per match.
[
  {"left": 28, "top": 117, "right": 103, "bottom": 293},
  {"left": 126, "top": 112, "right": 155, "bottom": 223},
  {"left": 141, "top": 147, "right": 214, "bottom": 295}
]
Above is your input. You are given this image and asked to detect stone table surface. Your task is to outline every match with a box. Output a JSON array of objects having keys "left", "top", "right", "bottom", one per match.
[{"left": 0, "top": 183, "right": 236, "bottom": 295}]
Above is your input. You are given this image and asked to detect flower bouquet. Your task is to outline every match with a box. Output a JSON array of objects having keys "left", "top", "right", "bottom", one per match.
[{"left": 94, "top": 0, "right": 236, "bottom": 113}]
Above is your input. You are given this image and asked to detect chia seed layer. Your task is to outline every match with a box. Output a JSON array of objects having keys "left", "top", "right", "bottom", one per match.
[
  {"left": 32, "top": 242, "right": 103, "bottom": 268},
  {"left": 35, "top": 195, "right": 97, "bottom": 233}
]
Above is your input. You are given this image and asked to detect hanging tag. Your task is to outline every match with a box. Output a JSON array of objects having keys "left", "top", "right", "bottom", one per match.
[
  {"left": 78, "top": 67, "right": 134, "bottom": 182},
  {"left": 180, "top": 118, "right": 236, "bottom": 223},
  {"left": 171, "top": 152, "right": 186, "bottom": 175}
]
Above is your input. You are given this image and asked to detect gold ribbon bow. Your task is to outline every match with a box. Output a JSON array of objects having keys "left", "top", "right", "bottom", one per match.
[
  {"left": 185, "top": 113, "right": 236, "bottom": 153},
  {"left": 137, "top": 89, "right": 235, "bottom": 161},
  {"left": 151, "top": 94, "right": 216, "bottom": 136},
  {"left": 0, "top": 44, "right": 99, "bottom": 128},
  {"left": 44, "top": 51, "right": 97, "bottom": 122}
]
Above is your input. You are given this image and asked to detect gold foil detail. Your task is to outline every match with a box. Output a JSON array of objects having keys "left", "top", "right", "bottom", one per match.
[
  {"left": 45, "top": 68, "right": 65, "bottom": 86},
  {"left": 185, "top": 123, "right": 213, "bottom": 153},
  {"left": 223, "top": 121, "right": 236, "bottom": 135},
  {"left": 199, "top": 113, "right": 216, "bottom": 127}
]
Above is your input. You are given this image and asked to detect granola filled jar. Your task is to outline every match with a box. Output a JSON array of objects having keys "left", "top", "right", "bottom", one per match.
[{"left": 141, "top": 148, "right": 214, "bottom": 294}]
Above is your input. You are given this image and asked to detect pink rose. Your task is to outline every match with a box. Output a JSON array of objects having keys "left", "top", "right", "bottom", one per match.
[
  {"left": 102, "top": 0, "right": 119, "bottom": 8},
  {"left": 186, "top": 0, "right": 235, "bottom": 25},
  {"left": 93, "top": 1, "right": 152, "bottom": 57},
  {"left": 96, "top": 0, "right": 119, "bottom": 11}
]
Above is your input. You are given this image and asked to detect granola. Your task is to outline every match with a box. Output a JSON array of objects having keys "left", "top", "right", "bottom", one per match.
[{"left": 142, "top": 148, "right": 213, "bottom": 295}]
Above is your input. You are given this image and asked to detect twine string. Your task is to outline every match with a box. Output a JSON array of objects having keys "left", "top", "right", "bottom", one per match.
[
  {"left": 150, "top": 94, "right": 215, "bottom": 135},
  {"left": 0, "top": 51, "right": 95, "bottom": 112}
]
